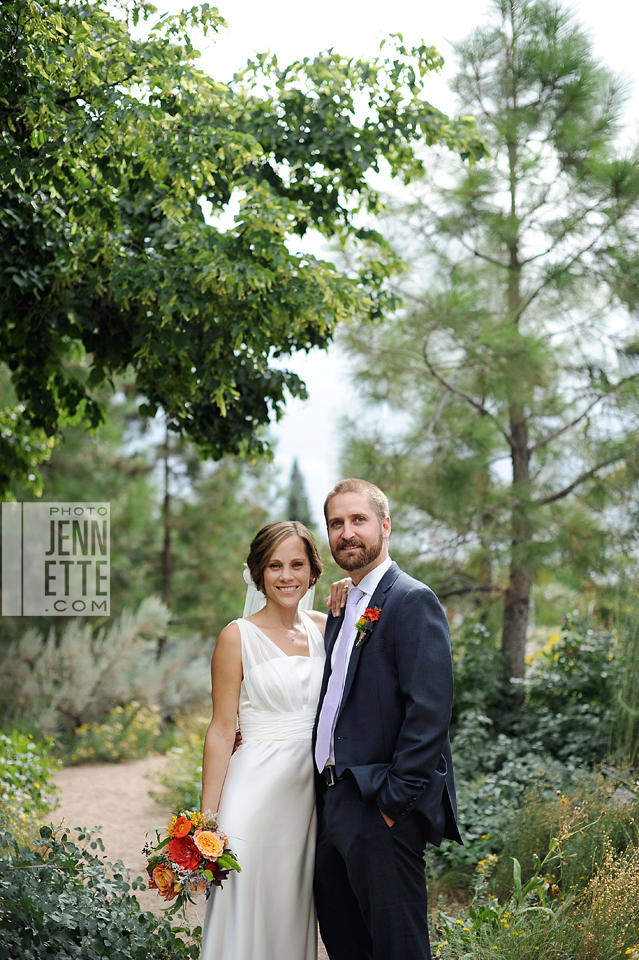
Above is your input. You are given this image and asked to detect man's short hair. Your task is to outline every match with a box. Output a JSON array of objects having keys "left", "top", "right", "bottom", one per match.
[{"left": 323, "top": 478, "right": 390, "bottom": 526}]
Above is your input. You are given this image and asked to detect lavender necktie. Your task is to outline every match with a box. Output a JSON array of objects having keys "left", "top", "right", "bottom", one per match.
[{"left": 315, "top": 585, "right": 364, "bottom": 773}]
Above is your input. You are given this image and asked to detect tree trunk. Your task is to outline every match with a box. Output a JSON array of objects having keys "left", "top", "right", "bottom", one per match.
[
  {"left": 502, "top": 405, "right": 532, "bottom": 681},
  {"left": 501, "top": 132, "right": 533, "bottom": 683},
  {"left": 157, "top": 425, "right": 171, "bottom": 660}
]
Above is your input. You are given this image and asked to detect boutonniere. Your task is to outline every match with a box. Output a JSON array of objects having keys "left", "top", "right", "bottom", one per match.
[{"left": 355, "top": 606, "right": 382, "bottom": 647}]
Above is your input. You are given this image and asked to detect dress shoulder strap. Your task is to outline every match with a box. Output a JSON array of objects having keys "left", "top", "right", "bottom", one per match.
[
  {"left": 299, "top": 610, "right": 325, "bottom": 656},
  {"left": 235, "top": 618, "right": 288, "bottom": 673}
]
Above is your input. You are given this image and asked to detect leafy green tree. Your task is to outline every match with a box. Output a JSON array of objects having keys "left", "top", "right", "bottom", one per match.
[
  {"left": 0, "top": 0, "right": 486, "bottom": 496},
  {"left": 2, "top": 372, "right": 272, "bottom": 643},
  {"left": 341, "top": 0, "right": 639, "bottom": 680},
  {"left": 286, "top": 458, "right": 314, "bottom": 529},
  {"left": 165, "top": 458, "right": 272, "bottom": 636}
]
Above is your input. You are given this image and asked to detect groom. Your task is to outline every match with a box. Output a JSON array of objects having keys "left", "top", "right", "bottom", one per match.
[{"left": 313, "top": 478, "right": 461, "bottom": 960}]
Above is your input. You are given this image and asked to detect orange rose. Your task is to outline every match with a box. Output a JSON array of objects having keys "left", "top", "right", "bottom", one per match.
[
  {"left": 193, "top": 829, "right": 224, "bottom": 861},
  {"left": 152, "top": 864, "right": 177, "bottom": 900},
  {"left": 172, "top": 816, "right": 192, "bottom": 839}
]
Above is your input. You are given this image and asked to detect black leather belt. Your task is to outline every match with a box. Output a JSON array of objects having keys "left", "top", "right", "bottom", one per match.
[{"left": 323, "top": 765, "right": 345, "bottom": 787}]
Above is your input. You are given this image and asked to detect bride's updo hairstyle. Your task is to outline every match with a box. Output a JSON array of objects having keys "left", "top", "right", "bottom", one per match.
[{"left": 247, "top": 521, "right": 323, "bottom": 593}]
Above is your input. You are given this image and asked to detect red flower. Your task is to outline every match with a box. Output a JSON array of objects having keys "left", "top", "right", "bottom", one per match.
[
  {"left": 355, "top": 606, "right": 382, "bottom": 632},
  {"left": 168, "top": 835, "right": 202, "bottom": 871}
]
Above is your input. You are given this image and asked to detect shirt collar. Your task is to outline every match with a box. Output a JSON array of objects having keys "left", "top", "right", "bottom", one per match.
[{"left": 356, "top": 555, "right": 392, "bottom": 600}]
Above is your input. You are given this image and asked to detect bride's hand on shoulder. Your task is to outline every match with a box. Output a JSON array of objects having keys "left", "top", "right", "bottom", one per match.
[{"left": 326, "top": 578, "right": 351, "bottom": 617}]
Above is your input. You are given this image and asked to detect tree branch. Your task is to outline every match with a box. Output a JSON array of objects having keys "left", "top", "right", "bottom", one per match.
[
  {"left": 457, "top": 237, "right": 508, "bottom": 269},
  {"left": 423, "top": 349, "right": 513, "bottom": 445},
  {"left": 515, "top": 228, "right": 607, "bottom": 320},
  {"left": 529, "top": 395, "right": 604, "bottom": 452},
  {"left": 537, "top": 456, "right": 622, "bottom": 506},
  {"left": 437, "top": 582, "right": 497, "bottom": 599}
]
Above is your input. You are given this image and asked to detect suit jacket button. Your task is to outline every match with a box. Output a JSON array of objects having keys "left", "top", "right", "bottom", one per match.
[{"left": 411, "top": 795, "right": 417, "bottom": 802}]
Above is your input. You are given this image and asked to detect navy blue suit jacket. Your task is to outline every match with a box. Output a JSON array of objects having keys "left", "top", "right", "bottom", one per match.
[{"left": 313, "top": 561, "right": 462, "bottom": 847}]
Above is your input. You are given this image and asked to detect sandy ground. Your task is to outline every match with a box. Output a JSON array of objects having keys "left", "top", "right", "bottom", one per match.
[{"left": 52, "top": 756, "right": 329, "bottom": 959}]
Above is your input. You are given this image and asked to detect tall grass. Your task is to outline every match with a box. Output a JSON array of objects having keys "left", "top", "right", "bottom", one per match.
[
  {"left": 612, "top": 603, "right": 639, "bottom": 768},
  {"left": 434, "top": 777, "right": 639, "bottom": 960}
]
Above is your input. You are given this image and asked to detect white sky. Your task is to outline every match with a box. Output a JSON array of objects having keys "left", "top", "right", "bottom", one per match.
[{"left": 161, "top": 0, "right": 639, "bottom": 524}]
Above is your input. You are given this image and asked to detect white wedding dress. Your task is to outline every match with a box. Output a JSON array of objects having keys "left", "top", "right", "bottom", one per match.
[{"left": 200, "top": 612, "right": 325, "bottom": 960}]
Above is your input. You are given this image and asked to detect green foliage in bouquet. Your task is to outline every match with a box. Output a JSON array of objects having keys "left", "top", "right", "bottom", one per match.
[{"left": 0, "top": 824, "right": 198, "bottom": 959}]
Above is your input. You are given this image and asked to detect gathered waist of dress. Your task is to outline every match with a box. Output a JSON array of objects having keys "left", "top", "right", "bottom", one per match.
[{"left": 239, "top": 708, "right": 316, "bottom": 741}]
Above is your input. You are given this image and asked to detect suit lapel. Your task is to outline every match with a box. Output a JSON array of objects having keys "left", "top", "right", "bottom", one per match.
[{"left": 336, "top": 562, "right": 401, "bottom": 723}]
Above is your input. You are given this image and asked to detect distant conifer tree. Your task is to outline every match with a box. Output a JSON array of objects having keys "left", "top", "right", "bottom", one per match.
[{"left": 286, "top": 459, "right": 314, "bottom": 529}]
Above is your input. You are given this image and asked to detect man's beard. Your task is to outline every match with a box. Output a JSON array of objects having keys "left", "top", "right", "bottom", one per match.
[{"left": 332, "top": 532, "right": 383, "bottom": 571}]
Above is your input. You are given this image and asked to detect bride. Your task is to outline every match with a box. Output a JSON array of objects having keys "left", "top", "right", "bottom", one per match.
[{"left": 200, "top": 520, "right": 334, "bottom": 960}]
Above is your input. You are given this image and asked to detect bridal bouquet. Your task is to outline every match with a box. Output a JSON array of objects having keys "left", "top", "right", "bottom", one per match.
[{"left": 143, "top": 809, "right": 240, "bottom": 912}]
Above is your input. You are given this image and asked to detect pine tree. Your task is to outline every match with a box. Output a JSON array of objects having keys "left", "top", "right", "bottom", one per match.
[
  {"left": 341, "top": 0, "right": 639, "bottom": 682},
  {"left": 286, "top": 459, "right": 315, "bottom": 530}
]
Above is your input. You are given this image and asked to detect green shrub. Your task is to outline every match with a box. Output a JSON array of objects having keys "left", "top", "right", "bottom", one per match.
[
  {"left": 0, "top": 599, "right": 211, "bottom": 740},
  {"left": 438, "top": 615, "right": 622, "bottom": 882},
  {"left": 433, "top": 740, "right": 581, "bottom": 877},
  {"left": 149, "top": 714, "right": 209, "bottom": 811},
  {"left": 515, "top": 615, "right": 617, "bottom": 764},
  {"left": 0, "top": 732, "right": 59, "bottom": 845},
  {"left": 64, "top": 702, "right": 163, "bottom": 764},
  {"left": 0, "top": 823, "right": 199, "bottom": 959}
]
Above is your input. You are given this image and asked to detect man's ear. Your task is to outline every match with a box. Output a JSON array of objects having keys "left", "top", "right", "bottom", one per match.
[{"left": 382, "top": 516, "right": 391, "bottom": 540}]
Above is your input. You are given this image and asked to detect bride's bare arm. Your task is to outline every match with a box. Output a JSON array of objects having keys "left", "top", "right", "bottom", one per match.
[{"left": 201, "top": 622, "right": 243, "bottom": 816}]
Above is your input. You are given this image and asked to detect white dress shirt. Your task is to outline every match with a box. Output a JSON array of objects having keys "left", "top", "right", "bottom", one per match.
[{"left": 327, "top": 555, "right": 392, "bottom": 763}]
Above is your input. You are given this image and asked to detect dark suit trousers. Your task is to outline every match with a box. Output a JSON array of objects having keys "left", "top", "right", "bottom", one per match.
[{"left": 314, "top": 777, "right": 432, "bottom": 960}]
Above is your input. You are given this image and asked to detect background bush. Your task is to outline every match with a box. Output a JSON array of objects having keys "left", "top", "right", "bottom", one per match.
[
  {"left": 490, "top": 772, "right": 639, "bottom": 901},
  {"left": 0, "top": 732, "right": 59, "bottom": 845},
  {"left": 149, "top": 714, "right": 210, "bottom": 811},
  {"left": 0, "top": 599, "right": 212, "bottom": 753},
  {"left": 432, "top": 615, "right": 626, "bottom": 880},
  {"left": 64, "top": 703, "right": 164, "bottom": 764}
]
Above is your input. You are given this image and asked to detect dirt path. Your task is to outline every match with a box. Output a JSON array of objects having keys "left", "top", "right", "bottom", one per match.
[{"left": 52, "top": 757, "right": 329, "bottom": 958}]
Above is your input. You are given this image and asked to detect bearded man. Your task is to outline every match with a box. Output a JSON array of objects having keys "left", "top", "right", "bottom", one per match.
[{"left": 313, "top": 478, "right": 461, "bottom": 960}]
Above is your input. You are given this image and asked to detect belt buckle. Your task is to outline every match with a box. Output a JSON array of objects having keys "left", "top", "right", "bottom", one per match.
[{"left": 324, "top": 765, "right": 338, "bottom": 787}]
